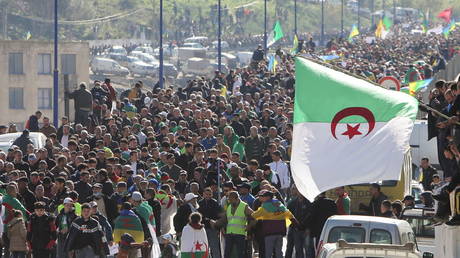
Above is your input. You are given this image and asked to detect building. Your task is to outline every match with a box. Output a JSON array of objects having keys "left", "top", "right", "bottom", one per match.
[{"left": 0, "top": 40, "right": 89, "bottom": 129}]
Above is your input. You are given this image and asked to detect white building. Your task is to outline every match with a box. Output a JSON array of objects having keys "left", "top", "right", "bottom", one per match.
[{"left": 0, "top": 40, "right": 89, "bottom": 128}]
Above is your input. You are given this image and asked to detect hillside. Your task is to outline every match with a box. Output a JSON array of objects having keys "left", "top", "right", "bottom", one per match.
[{"left": 1, "top": 0, "right": 459, "bottom": 43}]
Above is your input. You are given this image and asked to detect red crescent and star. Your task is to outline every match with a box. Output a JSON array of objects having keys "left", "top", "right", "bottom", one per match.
[{"left": 330, "top": 107, "right": 376, "bottom": 140}]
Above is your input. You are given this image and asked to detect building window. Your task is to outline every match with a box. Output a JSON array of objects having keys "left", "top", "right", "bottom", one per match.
[
  {"left": 61, "top": 54, "right": 76, "bottom": 75},
  {"left": 9, "top": 53, "right": 23, "bottom": 74},
  {"left": 9, "top": 88, "right": 24, "bottom": 109},
  {"left": 38, "top": 88, "right": 52, "bottom": 109},
  {"left": 38, "top": 53, "right": 51, "bottom": 74}
]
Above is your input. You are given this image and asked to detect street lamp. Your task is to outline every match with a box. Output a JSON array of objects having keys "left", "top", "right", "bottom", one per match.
[{"left": 53, "top": 0, "right": 59, "bottom": 127}]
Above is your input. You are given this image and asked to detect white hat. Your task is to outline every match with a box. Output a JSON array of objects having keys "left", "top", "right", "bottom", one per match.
[
  {"left": 63, "top": 198, "right": 73, "bottom": 204},
  {"left": 131, "top": 191, "right": 143, "bottom": 202},
  {"left": 184, "top": 192, "right": 198, "bottom": 202}
]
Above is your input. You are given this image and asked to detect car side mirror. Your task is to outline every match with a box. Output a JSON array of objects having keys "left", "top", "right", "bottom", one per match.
[{"left": 423, "top": 252, "right": 434, "bottom": 258}]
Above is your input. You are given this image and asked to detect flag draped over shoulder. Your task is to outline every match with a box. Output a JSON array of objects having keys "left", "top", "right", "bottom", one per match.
[
  {"left": 180, "top": 224, "right": 209, "bottom": 258},
  {"left": 252, "top": 199, "right": 293, "bottom": 227},
  {"left": 267, "top": 21, "right": 284, "bottom": 47},
  {"left": 291, "top": 57, "right": 418, "bottom": 201},
  {"left": 135, "top": 201, "right": 162, "bottom": 257},
  {"left": 113, "top": 210, "right": 144, "bottom": 243},
  {"left": 348, "top": 25, "right": 359, "bottom": 42}
]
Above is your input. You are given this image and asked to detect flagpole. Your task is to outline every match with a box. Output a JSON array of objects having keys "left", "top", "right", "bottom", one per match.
[
  {"left": 393, "top": 0, "right": 396, "bottom": 21},
  {"left": 264, "top": 0, "right": 267, "bottom": 55},
  {"left": 53, "top": 0, "right": 59, "bottom": 128},
  {"left": 294, "top": 0, "right": 297, "bottom": 36},
  {"left": 357, "top": 0, "right": 361, "bottom": 31},
  {"left": 382, "top": 0, "right": 385, "bottom": 18},
  {"left": 320, "top": 0, "right": 324, "bottom": 46},
  {"left": 217, "top": 0, "right": 222, "bottom": 72},
  {"left": 159, "top": 0, "right": 164, "bottom": 89},
  {"left": 371, "top": 0, "right": 374, "bottom": 25},
  {"left": 341, "top": 0, "right": 344, "bottom": 38}
]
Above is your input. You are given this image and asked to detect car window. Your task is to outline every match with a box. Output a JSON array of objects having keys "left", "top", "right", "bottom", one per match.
[
  {"left": 370, "top": 229, "right": 392, "bottom": 244},
  {"left": 327, "top": 227, "right": 365, "bottom": 243}
]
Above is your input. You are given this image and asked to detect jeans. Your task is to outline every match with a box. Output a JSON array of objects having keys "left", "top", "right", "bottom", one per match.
[
  {"left": 206, "top": 228, "right": 221, "bottom": 258},
  {"left": 75, "top": 246, "right": 96, "bottom": 258},
  {"left": 224, "top": 234, "right": 246, "bottom": 258},
  {"left": 286, "top": 228, "right": 304, "bottom": 258},
  {"left": 32, "top": 249, "right": 51, "bottom": 258},
  {"left": 75, "top": 110, "right": 90, "bottom": 126},
  {"left": 11, "top": 252, "right": 26, "bottom": 258},
  {"left": 264, "top": 235, "right": 283, "bottom": 258}
]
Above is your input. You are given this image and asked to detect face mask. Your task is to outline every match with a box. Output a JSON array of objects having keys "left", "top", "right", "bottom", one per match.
[{"left": 94, "top": 192, "right": 102, "bottom": 197}]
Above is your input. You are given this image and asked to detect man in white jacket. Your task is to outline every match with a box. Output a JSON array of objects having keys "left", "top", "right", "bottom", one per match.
[{"left": 269, "top": 151, "right": 291, "bottom": 199}]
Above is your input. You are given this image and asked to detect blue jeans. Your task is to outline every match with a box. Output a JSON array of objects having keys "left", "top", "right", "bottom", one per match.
[
  {"left": 264, "top": 235, "right": 283, "bottom": 258},
  {"left": 11, "top": 252, "right": 26, "bottom": 258},
  {"left": 224, "top": 234, "right": 246, "bottom": 258},
  {"left": 285, "top": 227, "right": 314, "bottom": 258}
]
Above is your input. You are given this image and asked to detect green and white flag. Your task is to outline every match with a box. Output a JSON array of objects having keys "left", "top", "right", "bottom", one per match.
[
  {"left": 267, "top": 21, "right": 284, "bottom": 47},
  {"left": 291, "top": 57, "right": 418, "bottom": 201}
]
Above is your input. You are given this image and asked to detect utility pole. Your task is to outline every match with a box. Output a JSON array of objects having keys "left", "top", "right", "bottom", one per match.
[
  {"left": 393, "top": 0, "right": 396, "bottom": 22},
  {"left": 358, "top": 0, "right": 361, "bottom": 31},
  {"left": 382, "top": 0, "right": 385, "bottom": 17},
  {"left": 53, "top": 0, "right": 59, "bottom": 127},
  {"left": 371, "top": 0, "right": 375, "bottom": 25},
  {"left": 217, "top": 0, "right": 222, "bottom": 72}
]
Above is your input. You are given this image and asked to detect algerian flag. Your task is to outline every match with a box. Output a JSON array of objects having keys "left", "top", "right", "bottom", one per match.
[
  {"left": 348, "top": 25, "right": 359, "bottom": 42},
  {"left": 180, "top": 224, "right": 209, "bottom": 258},
  {"left": 267, "top": 21, "right": 284, "bottom": 47},
  {"left": 26, "top": 31, "right": 31, "bottom": 40},
  {"left": 291, "top": 57, "right": 418, "bottom": 201}
]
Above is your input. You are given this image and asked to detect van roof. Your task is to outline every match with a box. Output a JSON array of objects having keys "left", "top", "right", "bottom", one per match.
[{"left": 327, "top": 215, "right": 407, "bottom": 226}]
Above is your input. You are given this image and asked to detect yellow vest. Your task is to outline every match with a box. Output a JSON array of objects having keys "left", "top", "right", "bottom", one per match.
[{"left": 226, "top": 201, "right": 247, "bottom": 236}]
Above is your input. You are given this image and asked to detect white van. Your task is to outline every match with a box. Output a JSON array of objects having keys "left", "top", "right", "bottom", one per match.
[
  {"left": 318, "top": 240, "right": 424, "bottom": 258},
  {"left": 318, "top": 215, "right": 417, "bottom": 252},
  {"left": 90, "top": 57, "right": 129, "bottom": 76},
  {"left": 0, "top": 132, "right": 47, "bottom": 152}
]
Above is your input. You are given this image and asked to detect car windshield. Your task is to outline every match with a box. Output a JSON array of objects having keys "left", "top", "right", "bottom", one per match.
[{"left": 328, "top": 227, "right": 366, "bottom": 243}]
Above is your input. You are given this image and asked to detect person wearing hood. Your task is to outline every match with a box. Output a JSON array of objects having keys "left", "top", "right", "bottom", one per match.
[
  {"left": 335, "top": 186, "right": 351, "bottom": 215},
  {"left": 12, "top": 130, "right": 33, "bottom": 154},
  {"left": 224, "top": 126, "right": 239, "bottom": 150},
  {"left": 179, "top": 212, "right": 209, "bottom": 258},
  {"left": 173, "top": 193, "right": 199, "bottom": 237},
  {"left": 55, "top": 198, "right": 78, "bottom": 258},
  {"left": 7, "top": 210, "right": 27, "bottom": 258}
]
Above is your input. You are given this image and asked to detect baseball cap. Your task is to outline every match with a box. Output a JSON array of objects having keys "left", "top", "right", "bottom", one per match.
[
  {"left": 238, "top": 182, "right": 251, "bottom": 190},
  {"left": 403, "top": 195, "right": 415, "bottom": 201},
  {"left": 89, "top": 201, "right": 98, "bottom": 208},
  {"left": 131, "top": 191, "right": 143, "bottom": 202},
  {"left": 63, "top": 198, "right": 73, "bottom": 204},
  {"left": 184, "top": 192, "right": 198, "bottom": 202},
  {"left": 93, "top": 183, "right": 102, "bottom": 189}
]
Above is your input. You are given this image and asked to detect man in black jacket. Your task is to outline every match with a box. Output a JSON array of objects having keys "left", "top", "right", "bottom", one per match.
[
  {"left": 198, "top": 187, "right": 222, "bottom": 258},
  {"left": 64, "top": 203, "right": 109, "bottom": 257},
  {"left": 27, "top": 111, "right": 42, "bottom": 132},
  {"left": 12, "top": 130, "right": 34, "bottom": 154},
  {"left": 74, "top": 171, "right": 93, "bottom": 203},
  {"left": 286, "top": 186, "right": 313, "bottom": 258},
  {"left": 17, "top": 177, "right": 37, "bottom": 213},
  {"left": 310, "top": 192, "right": 338, "bottom": 246},
  {"left": 359, "top": 183, "right": 388, "bottom": 216},
  {"left": 68, "top": 83, "right": 93, "bottom": 125},
  {"left": 145, "top": 188, "right": 162, "bottom": 237},
  {"left": 27, "top": 202, "right": 57, "bottom": 258}
]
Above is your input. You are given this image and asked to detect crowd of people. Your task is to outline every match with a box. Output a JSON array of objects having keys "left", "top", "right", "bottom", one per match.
[{"left": 0, "top": 18, "right": 460, "bottom": 258}]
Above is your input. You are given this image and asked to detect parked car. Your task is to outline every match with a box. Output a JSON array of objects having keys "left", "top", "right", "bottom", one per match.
[
  {"left": 109, "top": 45, "right": 128, "bottom": 56},
  {"left": 184, "top": 36, "right": 208, "bottom": 45},
  {"left": 183, "top": 42, "right": 205, "bottom": 49},
  {"left": 90, "top": 57, "right": 129, "bottom": 76},
  {"left": 211, "top": 41, "right": 229, "bottom": 50},
  {"left": 182, "top": 58, "right": 228, "bottom": 77},
  {"left": 0, "top": 132, "right": 47, "bottom": 152},
  {"left": 177, "top": 47, "right": 207, "bottom": 61},
  {"left": 130, "top": 51, "right": 159, "bottom": 67},
  {"left": 163, "top": 63, "right": 178, "bottom": 78},
  {"left": 133, "top": 45, "right": 154, "bottom": 55},
  {"left": 127, "top": 60, "right": 156, "bottom": 77}
]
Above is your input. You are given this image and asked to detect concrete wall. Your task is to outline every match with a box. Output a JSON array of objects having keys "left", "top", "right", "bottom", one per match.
[{"left": 0, "top": 40, "right": 89, "bottom": 128}]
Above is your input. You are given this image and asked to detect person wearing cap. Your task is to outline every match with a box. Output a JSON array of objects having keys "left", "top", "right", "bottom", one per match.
[
  {"left": 90, "top": 201, "right": 114, "bottom": 247},
  {"left": 252, "top": 190, "right": 296, "bottom": 258},
  {"left": 27, "top": 201, "right": 57, "bottom": 258},
  {"left": 86, "top": 183, "right": 117, "bottom": 225},
  {"left": 64, "top": 203, "right": 109, "bottom": 257},
  {"left": 56, "top": 198, "right": 78, "bottom": 258},
  {"left": 159, "top": 233, "right": 178, "bottom": 258},
  {"left": 173, "top": 192, "right": 199, "bottom": 237},
  {"left": 238, "top": 182, "right": 255, "bottom": 208},
  {"left": 0, "top": 125, "right": 7, "bottom": 135},
  {"left": 17, "top": 177, "right": 36, "bottom": 213},
  {"left": 111, "top": 181, "right": 130, "bottom": 213},
  {"left": 144, "top": 188, "right": 162, "bottom": 237},
  {"left": 96, "top": 170, "right": 115, "bottom": 197},
  {"left": 160, "top": 153, "right": 182, "bottom": 181},
  {"left": 130, "top": 191, "right": 163, "bottom": 257},
  {"left": 156, "top": 184, "right": 177, "bottom": 235},
  {"left": 402, "top": 195, "right": 415, "bottom": 208}
]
